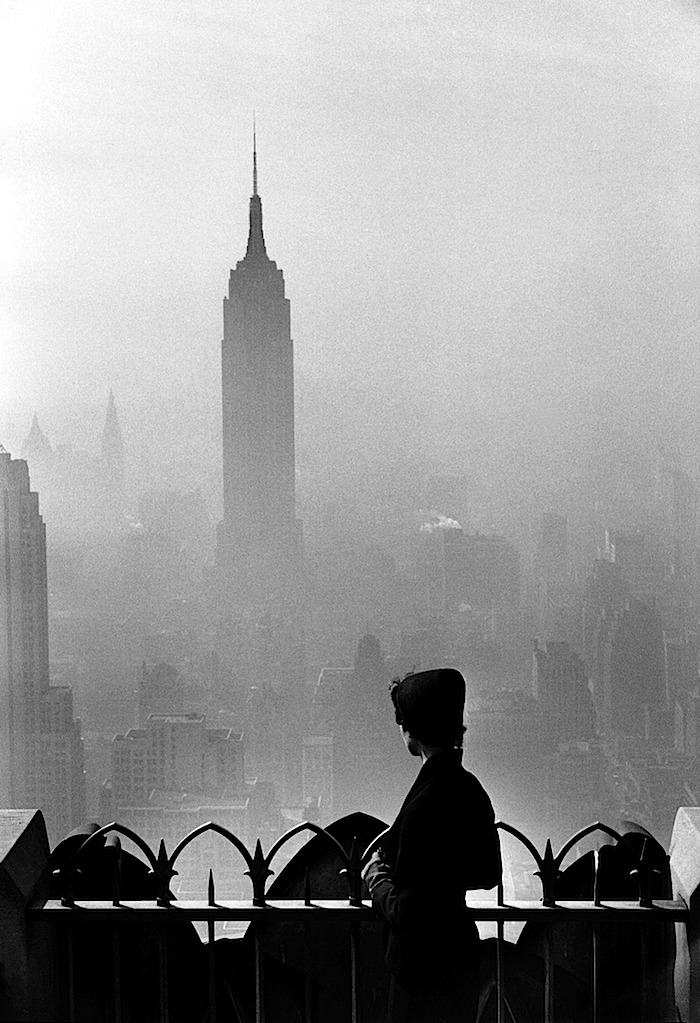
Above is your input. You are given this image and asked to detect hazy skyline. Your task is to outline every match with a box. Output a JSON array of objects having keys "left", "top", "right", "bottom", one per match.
[{"left": 2, "top": 0, "right": 700, "bottom": 512}]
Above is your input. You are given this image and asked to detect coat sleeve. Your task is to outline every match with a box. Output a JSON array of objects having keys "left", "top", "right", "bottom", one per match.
[
  {"left": 371, "top": 786, "right": 502, "bottom": 930},
  {"left": 370, "top": 811, "right": 435, "bottom": 933},
  {"left": 456, "top": 779, "right": 502, "bottom": 892},
  {"left": 463, "top": 795, "right": 502, "bottom": 892}
]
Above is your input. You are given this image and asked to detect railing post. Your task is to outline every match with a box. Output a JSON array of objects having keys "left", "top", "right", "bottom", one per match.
[
  {"left": 0, "top": 810, "right": 53, "bottom": 1021},
  {"left": 207, "top": 870, "right": 217, "bottom": 1023},
  {"left": 670, "top": 806, "right": 700, "bottom": 1023}
]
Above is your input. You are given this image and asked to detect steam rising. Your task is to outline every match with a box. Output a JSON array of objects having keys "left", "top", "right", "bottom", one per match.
[{"left": 420, "top": 515, "right": 462, "bottom": 534}]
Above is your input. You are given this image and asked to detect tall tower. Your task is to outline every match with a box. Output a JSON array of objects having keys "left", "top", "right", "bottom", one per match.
[
  {"left": 0, "top": 447, "right": 85, "bottom": 841},
  {"left": 216, "top": 132, "right": 302, "bottom": 605},
  {"left": 0, "top": 447, "right": 51, "bottom": 772},
  {"left": 21, "top": 414, "right": 53, "bottom": 466},
  {"left": 101, "top": 389, "right": 125, "bottom": 490}
]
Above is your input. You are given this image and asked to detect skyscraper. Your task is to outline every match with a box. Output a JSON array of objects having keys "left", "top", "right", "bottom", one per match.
[
  {"left": 216, "top": 133, "right": 302, "bottom": 606},
  {"left": 0, "top": 447, "right": 85, "bottom": 842},
  {"left": 21, "top": 414, "right": 52, "bottom": 465},
  {"left": 0, "top": 447, "right": 50, "bottom": 805},
  {"left": 101, "top": 389, "right": 125, "bottom": 491}
]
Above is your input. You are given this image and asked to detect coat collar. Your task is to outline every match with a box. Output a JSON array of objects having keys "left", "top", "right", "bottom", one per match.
[{"left": 416, "top": 748, "right": 463, "bottom": 776}]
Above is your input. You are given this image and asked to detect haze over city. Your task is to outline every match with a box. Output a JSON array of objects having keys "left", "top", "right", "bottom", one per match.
[
  {"left": 4, "top": 5, "right": 700, "bottom": 1022},
  {"left": 2, "top": 0, "right": 700, "bottom": 881}
]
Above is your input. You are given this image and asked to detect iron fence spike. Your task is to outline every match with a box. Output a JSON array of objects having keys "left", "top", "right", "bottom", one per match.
[
  {"left": 245, "top": 838, "right": 274, "bottom": 905},
  {"left": 535, "top": 838, "right": 561, "bottom": 908},
  {"left": 154, "top": 839, "right": 177, "bottom": 906},
  {"left": 347, "top": 835, "right": 363, "bottom": 906}
]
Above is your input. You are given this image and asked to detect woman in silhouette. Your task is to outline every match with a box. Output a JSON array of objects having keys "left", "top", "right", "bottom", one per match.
[{"left": 362, "top": 668, "right": 501, "bottom": 1023}]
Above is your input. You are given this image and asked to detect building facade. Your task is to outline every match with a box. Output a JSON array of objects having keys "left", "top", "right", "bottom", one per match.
[
  {"left": 110, "top": 712, "right": 245, "bottom": 807},
  {"left": 102, "top": 711, "right": 284, "bottom": 884}
]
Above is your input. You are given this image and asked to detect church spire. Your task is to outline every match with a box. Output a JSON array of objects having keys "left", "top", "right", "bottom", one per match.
[{"left": 245, "top": 120, "right": 268, "bottom": 262}]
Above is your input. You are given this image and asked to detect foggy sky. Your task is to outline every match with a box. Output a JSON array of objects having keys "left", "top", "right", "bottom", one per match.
[{"left": 2, "top": 0, "right": 700, "bottom": 514}]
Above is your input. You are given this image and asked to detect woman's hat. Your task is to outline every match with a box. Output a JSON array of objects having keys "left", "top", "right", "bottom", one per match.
[{"left": 390, "top": 667, "right": 466, "bottom": 744}]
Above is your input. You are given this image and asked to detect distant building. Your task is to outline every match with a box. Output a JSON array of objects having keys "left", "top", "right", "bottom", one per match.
[
  {"left": 536, "top": 513, "right": 568, "bottom": 586},
  {"left": 413, "top": 516, "right": 456, "bottom": 616},
  {"left": 609, "top": 739, "right": 690, "bottom": 846},
  {"left": 103, "top": 711, "right": 283, "bottom": 883},
  {"left": 310, "top": 636, "right": 411, "bottom": 821},
  {"left": 21, "top": 414, "right": 52, "bottom": 465},
  {"left": 215, "top": 133, "right": 302, "bottom": 608},
  {"left": 609, "top": 599, "right": 668, "bottom": 737},
  {"left": 138, "top": 662, "right": 185, "bottom": 726},
  {"left": 677, "top": 687, "right": 700, "bottom": 757},
  {"left": 0, "top": 449, "right": 85, "bottom": 842},
  {"left": 466, "top": 688, "right": 550, "bottom": 846},
  {"left": 581, "top": 556, "right": 627, "bottom": 703},
  {"left": 467, "top": 688, "right": 546, "bottom": 759},
  {"left": 444, "top": 528, "right": 520, "bottom": 612},
  {"left": 311, "top": 667, "right": 354, "bottom": 738},
  {"left": 302, "top": 736, "right": 333, "bottom": 818},
  {"left": 532, "top": 639, "right": 596, "bottom": 740},
  {"left": 100, "top": 390, "right": 125, "bottom": 492},
  {"left": 664, "top": 631, "right": 699, "bottom": 714},
  {"left": 412, "top": 520, "right": 520, "bottom": 618},
  {"left": 545, "top": 740, "right": 609, "bottom": 840},
  {"left": 612, "top": 531, "right": 664, "bottom": 605},
  {"left": 17, "top": 395, "right": 129, "bottom": 543},
  {"left": 110, "top": 712, "right": 244, "bottom": 807},
  {"left": 243, "top": 681, "right": 289, "bottom": 799},
  {"left": 534, "top": 512, "right": 571, "bottom": 638}
]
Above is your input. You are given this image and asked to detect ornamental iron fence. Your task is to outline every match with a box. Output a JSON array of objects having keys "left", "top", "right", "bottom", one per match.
[{"left": 18, "top": 814, "right": 686, "bottom": 1023}]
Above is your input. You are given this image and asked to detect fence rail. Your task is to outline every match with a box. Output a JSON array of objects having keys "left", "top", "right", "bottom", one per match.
[
  {"left": 45, "top": 817, "right": 672, "bottom": 908},
  {"left": 19, "top": 816, "right": 688, "bottom": 1023},
  {"left": 32, "top": 896, "right": 689, "bottom": 922}
]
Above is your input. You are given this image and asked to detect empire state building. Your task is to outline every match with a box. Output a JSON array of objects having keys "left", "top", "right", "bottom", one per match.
[{"left": 215, "top": 137, "right": 303, "bottom": 605}]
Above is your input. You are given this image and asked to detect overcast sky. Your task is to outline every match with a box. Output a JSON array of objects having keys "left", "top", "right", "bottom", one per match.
[{"left": 2, "top": 0, "right": 700, "bottom": 508}]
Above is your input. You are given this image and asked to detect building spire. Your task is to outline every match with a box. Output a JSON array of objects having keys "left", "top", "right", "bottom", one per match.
[
  {"left": 101, "top": 389, "right": 125, "bottom": 488},
  {"left": 253, "top": 114, "right": 258, "bottom": 197},
  {"left": 244, "top": 120, "right": 268, "bottom": 262},
  {"left": 22, "top": 413, "right": 52, "bottom": 462}
]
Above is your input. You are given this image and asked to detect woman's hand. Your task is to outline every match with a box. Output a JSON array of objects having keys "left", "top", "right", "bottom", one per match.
[{"left": 362, "top": 850, "right": 391, "bottom": 894}]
